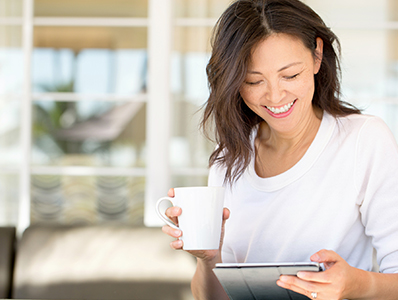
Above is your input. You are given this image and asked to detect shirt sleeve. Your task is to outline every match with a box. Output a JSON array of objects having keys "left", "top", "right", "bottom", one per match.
[
  {"left": 208, "top": 162, "right": 226, "bottom": 187},
  {"left": 355, "top": 116, "right": 398, "bottom": 273}
]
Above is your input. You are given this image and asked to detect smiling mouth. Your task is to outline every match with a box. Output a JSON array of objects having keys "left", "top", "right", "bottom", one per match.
[{"left": 264, "top": 100, "right": 296, "bottom": 115}]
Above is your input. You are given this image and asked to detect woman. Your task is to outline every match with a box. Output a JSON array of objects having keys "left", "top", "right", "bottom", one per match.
[{"left": 162, "top": 0, "right": 398, "bottom": 299}]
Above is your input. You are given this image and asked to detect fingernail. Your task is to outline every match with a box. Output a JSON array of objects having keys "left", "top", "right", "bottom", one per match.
[
  {"left": 312, "top": 254, "right": 320, "bottom": 261},
  {"left": 174, "top": 230, "right": 181, "bottom": 237},
  {"left": 276, "top": 280, "right": 285, "bottom": 287}
]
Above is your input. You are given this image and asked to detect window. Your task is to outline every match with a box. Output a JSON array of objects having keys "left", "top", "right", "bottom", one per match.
[
  {"left": 1, "top": 0, "right": 397, "bottom": 232},
  {"left": 306, "top": 0, "right": 398, "bottom": 136},
  {"left": 0, "top": 0, "right": 24, "bottom": 227}
]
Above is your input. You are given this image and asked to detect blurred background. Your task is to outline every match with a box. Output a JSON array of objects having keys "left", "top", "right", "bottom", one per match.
[{"left": 1, "top": 0, "right": 398, "bottom": 232}]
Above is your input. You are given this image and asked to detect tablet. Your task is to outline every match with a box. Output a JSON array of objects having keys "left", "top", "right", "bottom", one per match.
[{"left": 213, "top": 262, "right": 322, "bottom": 300}]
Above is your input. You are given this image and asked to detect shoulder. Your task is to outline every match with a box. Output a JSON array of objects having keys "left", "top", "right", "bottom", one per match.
[
  {"left": 348, "top": 114, "right": 398, "bottom": 185},
  {"left": 208, "top": 162, "right": 226, "bottom": 187},
  {"left": 336, "top": 113, "right": 381, "bottom": 129},
  {"left": 335, "top": 113, "right": 395, "bottom": 143}
]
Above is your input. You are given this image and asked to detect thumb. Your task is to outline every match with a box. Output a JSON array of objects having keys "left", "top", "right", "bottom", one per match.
[
  {"left": 223, "top": 208, "right": 230, "bottom": 221},
  {"left": 219, "top": 208, "right": 230, "bottom": 249},
  {"left": 311, "top": 249, "right": 342, "bottom": 269}
]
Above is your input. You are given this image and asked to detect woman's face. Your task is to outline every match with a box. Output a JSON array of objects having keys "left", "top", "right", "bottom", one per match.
[{"left": 239, "top": 33, "right": 323, "bottom": 135}]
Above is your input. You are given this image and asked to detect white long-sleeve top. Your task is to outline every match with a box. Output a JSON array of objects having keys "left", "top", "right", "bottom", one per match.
[{"left": 208, "top": 112, "right": 398, "bottom": 273}]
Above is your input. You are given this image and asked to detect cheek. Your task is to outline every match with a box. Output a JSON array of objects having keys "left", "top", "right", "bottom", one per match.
[
  {"left": 239, "top": 87, "right": 249, "bottom": 100},
  {"left": 239, "top": 88, "right": 253, "bottom": 106},
  {"left": 239, "top": 86, "right": 263, "bottom": 104},
  {"left": 293, "top": 77, "right": 315, "bottom": 100},
  {"left": 240, "top": 94, "right": 259, "bottom": 114},
  {"left": 242, "top": 98, "right": 254, "bottom": 111}
]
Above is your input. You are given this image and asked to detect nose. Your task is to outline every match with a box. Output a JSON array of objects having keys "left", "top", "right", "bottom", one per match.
[{"left": 265, "top": 81, "right": 284, "bottom": 104}]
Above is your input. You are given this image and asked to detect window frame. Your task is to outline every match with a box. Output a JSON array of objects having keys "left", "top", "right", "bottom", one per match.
[{"left": 2, "top": 0, "right": 398, "bottom": 233}]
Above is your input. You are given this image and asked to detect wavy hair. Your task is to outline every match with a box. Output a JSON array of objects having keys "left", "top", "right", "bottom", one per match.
[{"left": 201, "top": 0, "right": 360, "bottom": 185}]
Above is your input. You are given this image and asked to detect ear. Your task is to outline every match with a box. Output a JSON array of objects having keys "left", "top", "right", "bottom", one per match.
[{"left": 314, "top": 37, "right": 323, "bottom": 74}]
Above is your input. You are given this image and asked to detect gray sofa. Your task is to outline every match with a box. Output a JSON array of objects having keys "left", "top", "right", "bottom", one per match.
[
  {"left": 0, "top": 226, "right": 196, "bottom": 300},
  {"left": 0, "top": 227, "right": 16, "bottom": 299}
]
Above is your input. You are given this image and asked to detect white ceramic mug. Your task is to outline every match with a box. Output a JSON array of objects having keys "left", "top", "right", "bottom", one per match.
[{"left": 156, "top": 186, "right": 225, "bottom": 250}]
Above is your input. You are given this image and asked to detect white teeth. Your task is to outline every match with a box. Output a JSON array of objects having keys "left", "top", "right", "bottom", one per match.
[{"left": 266, "top": 100, "right": 295, "bottom": 114}]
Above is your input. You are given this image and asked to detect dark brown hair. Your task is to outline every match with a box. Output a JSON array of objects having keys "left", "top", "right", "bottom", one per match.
[{"left": 201, "top": 0, "right": 360, "bottom": 185}]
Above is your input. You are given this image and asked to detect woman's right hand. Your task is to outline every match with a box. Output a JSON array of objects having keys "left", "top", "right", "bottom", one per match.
[{"left": 161, "top": 188, "right": 230, "bottom": 263}]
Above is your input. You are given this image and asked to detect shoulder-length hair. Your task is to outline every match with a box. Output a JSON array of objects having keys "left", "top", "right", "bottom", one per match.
[{"left": 201, "top": 0, "right": 360, "bottom": 185}]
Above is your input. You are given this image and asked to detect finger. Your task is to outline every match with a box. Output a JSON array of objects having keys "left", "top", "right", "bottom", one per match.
[
  {"left": 279, "top": 275, "right": 323, "bottom": 295},
  {"left": 223, "top": 208, "right": 230, "bottom": 220},
  {"left": 165, "top": 206, "right": 181, "bottom": 226},
  {"left": 217, "top": 208, "right": 230, "bottom": 248},
  {"left": 162, "top": 225, "right": 182, "bottom": 238},
  {"left": 167, "top": 188, "right": 175, "bottom": 197},
  {"left": 311, "top": 249, "right": 341, "bottom": 270},
  {"left": 311, "top": 249, "right": 341, "bottom": 263},
  {"left": 170, "top": 239, "right": 183, "bottom": 250},
  {"left": 165, "top": 206, "right": 182, "bottom": 219},
  {"left": 297, "top": 270, "right": 331, "bottom": 284},
  {"left": 277, "top": 277, "right": 316, "bottom": 299}
]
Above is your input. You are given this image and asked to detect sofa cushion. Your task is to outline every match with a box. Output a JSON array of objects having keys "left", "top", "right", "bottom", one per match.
[{"left": 13, "top": 225, "right": 196, "bottom": 300}]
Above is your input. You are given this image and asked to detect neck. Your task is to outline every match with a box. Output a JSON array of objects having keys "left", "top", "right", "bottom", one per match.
[{"left": 258, "top": 108, "right": 323, "bottom": 154}]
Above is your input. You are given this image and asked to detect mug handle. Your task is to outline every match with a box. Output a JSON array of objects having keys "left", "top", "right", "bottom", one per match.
[{"left": 155, "top": 197, "right": 180, "bottom": 230}]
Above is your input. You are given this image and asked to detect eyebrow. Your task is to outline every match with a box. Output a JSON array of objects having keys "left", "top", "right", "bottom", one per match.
[
  {"left": 247, "top": 62, "right": 303, "bottom": 74},
  {"left": 278, "top": 62, "right": 303, "bottom": 72}
]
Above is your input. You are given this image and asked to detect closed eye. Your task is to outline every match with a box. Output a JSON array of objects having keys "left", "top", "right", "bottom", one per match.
[
  {"left": 284, "top": 73, "right": 300, "bottom": 80},
  {"left": 244, "top": 81, "right": 262, "bottom": 85}
]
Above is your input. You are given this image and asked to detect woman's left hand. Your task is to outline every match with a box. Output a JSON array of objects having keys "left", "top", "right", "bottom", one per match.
[{"left": 276, "top": 249, "right": 360, "bottom": 300}]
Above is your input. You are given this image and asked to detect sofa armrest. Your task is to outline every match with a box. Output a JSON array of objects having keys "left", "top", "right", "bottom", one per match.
[{"left": 0, "top": 227, "right": 16, "bottom": 299}]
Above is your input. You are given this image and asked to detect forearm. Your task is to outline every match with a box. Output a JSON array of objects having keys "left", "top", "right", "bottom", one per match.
[
  {"left": 349, "top": 269, "right": 398, "bottom": 300},
  {"left": 191, "top": 256, "right": 229, "bottom": 300}
]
